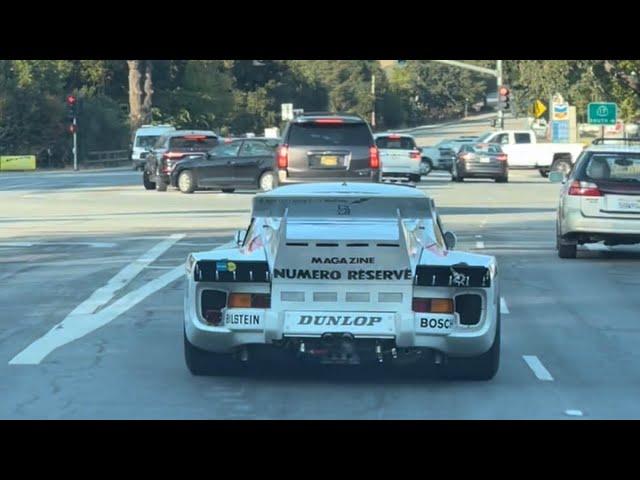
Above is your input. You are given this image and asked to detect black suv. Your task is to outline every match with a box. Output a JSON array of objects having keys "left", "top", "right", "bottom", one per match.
[
  {"left": 143, "top": 130, "right": 219, "bottom": 191},
  {"left": 275, "top": 113, "right": 380, "bottom": 185}
]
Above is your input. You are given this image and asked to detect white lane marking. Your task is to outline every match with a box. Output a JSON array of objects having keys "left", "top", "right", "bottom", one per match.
[
  {"left": 9, "top": 234, "right": 185, "bottom": 365},
  {"left": 500, "top": 297, "right": 510, "bottom": 314},
  {"left": 475, "top": 241, "right": 485, "bottom": 249},
  {"left": 475, "top": 235, "right": 483, "bottom": 239},
  {"left": 144, "top": 266, "right": 175, "bottom": 270},
  {"left": 0, "top": 241, "right": 116, "bottom": 248},
  {"left": 178, "top": 242, "right": 224, "bottom": 247},
  {"left": 523, "top": 355, "right": 554, "bottom": 381},
  {"left": 9, "top": 265, "right": 184, "bottom": 365},
  {"left": 565, "top": 410, "right": 583, "bottom": 417}
]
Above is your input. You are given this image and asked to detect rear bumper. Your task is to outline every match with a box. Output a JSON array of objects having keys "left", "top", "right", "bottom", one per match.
[
  {"left": 561, "top": 210, "right": 640, "bottom": 240},
  {"left": 460, "top": 163, "right": 507, "bottom": 178},
  {"left": 278, "top": 169, "right": 379, "bottom": 184},
  {"left": 184, "top": 299, "right": 498, "bottom": 359}
]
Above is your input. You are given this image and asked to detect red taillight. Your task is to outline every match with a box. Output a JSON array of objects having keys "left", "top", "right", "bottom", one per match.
[
  {"left": 369, "top": 146, "right": 380, "bottom": 169},
  {"left": 388, "top": 134, "right": 401, "bottom": 139},
  {"left": 314, "top": 118, "right": 344, "bottom": 124},
  {"left": 412, "top": 298, "right": 430, "bottom": 313},
  {"left": 163, "top": 152, "right": 184, "bottom": 160},
  {"left": 496, "top": 154, "right": 508, "bottom": 162},
  {"left": 568, "top": 180, "right": 602, "bottom": 197},
  {"left": 183, "top": 135, "right": 207, "bottom": 140},
  {"left": 412, "top": 298, "right": 454, "bottom": 314},
  {"left": 277, "top": 144, "right": 289, "bottom": 169},
  {"left": 460, "top": 153, "right": 473, "bottom": 161},
  {"left": 410, "top": 150, "right": 421, "bottom": 160},
  {"left": 228, "top": 293, "right": 271, "bottom": 309}
]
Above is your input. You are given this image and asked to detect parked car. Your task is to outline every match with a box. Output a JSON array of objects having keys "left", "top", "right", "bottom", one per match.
[
  {"left": 170, "top": 137, "right": 280, "bottom": 194},
  {"left": 143, "top": 130, "right": 219, "bottom": 191},
  {"left": 451, "top": 143, "right": 509, "bottom": 183},
  {"left": 374, "top": 132, "right": 422, "bottom": 183},
  {"left": 420, "top": 140, "right": 463, "bottom": 173}
]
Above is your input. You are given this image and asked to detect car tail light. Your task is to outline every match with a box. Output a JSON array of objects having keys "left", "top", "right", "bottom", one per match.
[
  {"left": 460, "top": 153, "right": 473, "bottom": 161},
  {"left": 183, "top": 135, "right": 208, "bottom": 140},
  {"left": 277, "top": 144, "right": 288, "bottom": 169},
  {"left": 388, "top": 134, "right": 401, "bottom": 139},
  {"left": 568, "top": 180, "right": 602, "bottom": 197},
  {"left": 369, "top": 146, "right": 380, "bottom": 169},
  {"left": 228, "top": 293, "right": 271, "bottom": 308},
  {"left": 410, "top": 150, "right": 421, "bottom": 160},
  {"left": 412, "top": 297, "right": 454, "bottom": 314},
  {"left": 496, "top": 154, "right": 508, "bottom": 162},
  {"left": 163, "top": 152, "right": 185, "bottom": 160}
]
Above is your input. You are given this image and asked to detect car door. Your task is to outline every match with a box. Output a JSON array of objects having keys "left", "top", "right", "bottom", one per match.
[
  {"left": 197, "top": 143, "right": 240, "bottom": 187},
  {"left": 234, "top": 140, "right": 274, "bottom": 184},
  {"left": 508, "top": 131, "right": 535, "bottom": 167}
]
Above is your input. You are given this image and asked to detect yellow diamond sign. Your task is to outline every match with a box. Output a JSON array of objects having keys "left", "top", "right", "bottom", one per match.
[{"left": 533, "top": 100, "right": 547, "bottom": 119}]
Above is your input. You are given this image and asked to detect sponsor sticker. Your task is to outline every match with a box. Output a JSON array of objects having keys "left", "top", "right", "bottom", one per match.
[{"left": 415, "top": 314, "right": 456, "bottom": 335}]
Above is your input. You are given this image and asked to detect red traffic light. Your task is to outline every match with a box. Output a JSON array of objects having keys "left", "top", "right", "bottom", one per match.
[
  {"left": 66, "top": 95, "right": 77, "bottom": 105},
  {"left": 499, "top": 86, "right": 510, "bottom": 96}
]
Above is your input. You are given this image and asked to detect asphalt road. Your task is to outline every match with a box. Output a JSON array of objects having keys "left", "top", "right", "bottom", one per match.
[{"left": 2, "top": 121, "right": 638, "bottom": 419}]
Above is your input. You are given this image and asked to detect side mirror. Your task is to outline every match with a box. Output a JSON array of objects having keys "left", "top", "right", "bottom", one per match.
[
  {"left": 235, "top": 229, "right": 247, "bottom": 246},
  {"left": 549, "top": 171, "right": 566, "bottom": 184},
  {"left": 443, "top": 231, "right": 457, "bottom": 250}
]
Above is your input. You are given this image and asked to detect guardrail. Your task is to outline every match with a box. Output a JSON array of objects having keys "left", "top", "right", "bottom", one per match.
[{"left": 84, "top": 149, "right": 130, "bottom": 167}]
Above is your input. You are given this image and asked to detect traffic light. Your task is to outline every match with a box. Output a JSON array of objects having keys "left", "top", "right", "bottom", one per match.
[
  {"left": 498, "top": 86, "right": 510, "bottom": 111},
  {"left": 66, "top": 94, "right": 77, "bottom": 120}
]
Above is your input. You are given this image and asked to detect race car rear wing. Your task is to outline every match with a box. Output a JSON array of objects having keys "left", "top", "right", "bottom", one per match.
[{"left": 252, "top": 195, "right": 432, "bottom": 219}]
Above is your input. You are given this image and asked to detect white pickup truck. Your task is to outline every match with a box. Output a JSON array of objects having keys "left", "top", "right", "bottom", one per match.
[{"left": 476, "top": 130, "right": 584, "bottom": 177}]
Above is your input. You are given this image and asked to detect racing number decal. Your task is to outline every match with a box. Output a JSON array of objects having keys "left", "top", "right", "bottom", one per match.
[
  {"left": 419, "top": 318, "right": 453, "bottom": 329},
  {"left": 337, "top": 204, "right": 351, "bottom": 216}
]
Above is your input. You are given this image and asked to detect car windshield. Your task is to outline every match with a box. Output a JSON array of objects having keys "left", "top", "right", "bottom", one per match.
[
  {"left": 585, "top": 153, "right": 640, "bottom": 181},
  {"left": 375, "top": 136, "right": 416, "bottom": 149},
  {"left": 136, "top": 135, "right": 160, "bottom": 148},
  {"left": 288, "top": 122, "right": 372, "bottom": 146}
]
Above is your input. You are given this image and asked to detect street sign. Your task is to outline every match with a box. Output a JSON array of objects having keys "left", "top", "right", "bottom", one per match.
[
  {"left": 281, "top": 103, "right": 294, "bottom": 121},
  {"left": 588, "top": 102, "right": 617, "bottom": 125},
  {"left": 533, "top": 100, "right": 547, "bottom": 118},
  {"left": 552, "top": 120, "right": 570, "bottom": 143}
]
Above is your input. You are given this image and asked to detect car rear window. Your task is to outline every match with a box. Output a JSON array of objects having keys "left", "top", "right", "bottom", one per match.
[
  {"left": 169, "top": 135, "right": 219, "bottom": 150},
  {"left": 582, "top": 153, "right": 640, "bottom": 182},
  {"left": 375, "top": 136, "right": 416, "bottom": 150},
  {"left": 469, "top": 144, "right": 503, "bottom": 154},
  {"left": 288, "top": 122, "right": 372, "bottom": 147}
]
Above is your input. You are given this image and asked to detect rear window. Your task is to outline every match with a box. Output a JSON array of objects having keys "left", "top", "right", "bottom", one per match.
[
  {"left": 468, "top": 144, "right": 503, "bottom": 154},
  {"left": 375, "top": 136, "right": 416, "bottom": 150},
  {"left": 135, "top": 135, "right": 160, "bottom": 148},
  {"left": 582, "top": 153, "right": 640, "bottom": 182},
  {"left": 169, "top": 136, "right": 219, "bottom": 150},
  {"left": 288, "top": 122, "right": 372, "bottom": 147}
]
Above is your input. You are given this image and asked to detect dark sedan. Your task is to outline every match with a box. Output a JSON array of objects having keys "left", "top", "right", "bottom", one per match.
[
  {"left": 451, "top": 143, "right": 509, "bottom": 183},
  {"left": 170, "top": 138, "right": 279, "bottom": 194}
]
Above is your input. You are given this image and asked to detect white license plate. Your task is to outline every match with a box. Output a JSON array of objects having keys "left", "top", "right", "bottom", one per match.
[
  {"left": 479, "top": 156, "right": 491, "bottom": 163},
  {"left": 414, "top": 314, "right": 456, "bottom": 336},
  {"left": 608, "top": 196, "right": 640, "bottom": 212},
  {"left": 284, "top": 311, "right": 395, "bottom": 336},
  {"left": 223, "top": 309, "right": 264, "bottom": 330}
]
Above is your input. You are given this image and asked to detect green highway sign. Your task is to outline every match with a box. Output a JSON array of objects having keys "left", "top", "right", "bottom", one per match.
[{"left": 588, "top": 102, "right": 617, "bottom": 125}]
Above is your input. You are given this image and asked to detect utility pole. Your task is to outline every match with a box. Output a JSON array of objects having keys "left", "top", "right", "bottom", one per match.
[
  {"left": 371, "top": 74, "right": 376, "bottom": 129},
  {"left": 496, "top": 60, "right": 503, "bottom": 129}
]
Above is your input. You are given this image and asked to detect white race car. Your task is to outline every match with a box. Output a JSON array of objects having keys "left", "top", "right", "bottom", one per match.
[{"left": 184, "top": 182, "right": 501, "bottom": 380}]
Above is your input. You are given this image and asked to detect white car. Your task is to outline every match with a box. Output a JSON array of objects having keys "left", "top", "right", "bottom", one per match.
[
  {"left": 183, "top": 182, "right": 501, "bottom": 380},
  {"left": 551, "top": 144, "right": 640, "bottom": 258},
  {"left": 374, "top": 133, "right": 422, "bottom": 183}
]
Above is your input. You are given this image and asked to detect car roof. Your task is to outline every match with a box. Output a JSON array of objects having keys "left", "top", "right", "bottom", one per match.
[
  {"left": 374, "top": 132, "right": 415, "bottom": 139},
  {"left": 256, "top": 182, "right": 429, "bottom": 199},
  {"left": 291, "top": 113, "right": 365, "bottom": 124},
  {"left": 584, "top": 145, "right": 640, "bottom": 154},
  {"left": 164, "top": 130, "right": 217, "bottom": 137}
]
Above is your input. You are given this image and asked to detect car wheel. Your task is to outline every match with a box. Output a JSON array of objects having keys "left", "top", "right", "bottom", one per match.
[
  {"left": 446, "top": 310, "right": 501, "bottom": 381},
  {"left": 221, "top": 188, "right": 236, "bottom": 193},
  {"left": 143, "top": 170, "right": 156, "bottom": 190},
  {"left": 409, "top": 173, "right": 421, "bottom": 183},
  {"left": 539, "top": 169, "right": 549, "bottom": 178},
  {"left": 184, "top": 328, "right": 241, "bottom": 376},
  {"left": 258, "top": 170, "right": 276, "bottom": 192},
  {"left": 178, "top": 170, "right": 195, "bottom": 194},
  {"left": 556, "top": 222, "right": 577, "bottom": 258},
  {"left": 551, "top": 157, "right": 572, "bottom": 176},
  {"left": 156, "top": 175, "right": 168, "bottom": 192},
  {"left": 421, "top": 158, "right": 433, "bottom": 176}
]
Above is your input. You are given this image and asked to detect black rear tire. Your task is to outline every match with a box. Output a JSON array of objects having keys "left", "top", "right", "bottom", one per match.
[
  {"left": 156, "top": 175, "right": 168, "bottom": 192},
  {"left": 143, "top": 171, "right": 156, "bottom": 190},
  {"left": 221, "top": 188, "right": 236, "bottom": 193},
  {"left": 558, "top": 242, "right": 577, "bottom": 259},
  {"left": 409, "top": 174, "right": 421, "bottom": 183},
  {"left": 539, "top": 169, "right": 549, "bottom": 178},
  {"left": 184, "top": 329, "right": 242, "bottom": 376}
]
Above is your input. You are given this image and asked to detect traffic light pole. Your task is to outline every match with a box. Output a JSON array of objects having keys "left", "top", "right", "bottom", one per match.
[
  {"left": 73, "top": 116, "right": 78, "bottom": 171},
  {"left": 496, "top": 60, "right": 503, "bottom": 129}
]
